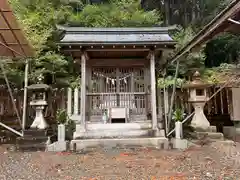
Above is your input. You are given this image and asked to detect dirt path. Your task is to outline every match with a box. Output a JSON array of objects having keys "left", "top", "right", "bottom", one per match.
[{"left": 0, "top": 141, "right": 239, "bottom": 180}]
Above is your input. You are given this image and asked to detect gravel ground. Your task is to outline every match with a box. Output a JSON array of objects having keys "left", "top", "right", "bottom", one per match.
[{"left": 0, "top": 141, "right": 240, "bottom": 180}]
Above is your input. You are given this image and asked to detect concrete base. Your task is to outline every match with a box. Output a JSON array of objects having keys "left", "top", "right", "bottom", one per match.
[
  {"left": 73, "top": 123, "right": 165, "bottom": 139},
  {"left": 171, "top": 138, "right": 192, "bottom": 150},
  {"left": 223, "top": 125, "right": 240, "bottom": 139},
  {"left": 85, "top": 122, "right": 163, "bottom": 130},
  {"left": 46, "top": 141, "right": 69, "bottom": 152},
  {"left": 223, "top": 126, "right": 235, "bottom": 139},
  {"left": 70, "top": 137, "right": 168, "bottom": 151},
  {"left": 74, "top": 129, "right": 154, "bottom": 139}
]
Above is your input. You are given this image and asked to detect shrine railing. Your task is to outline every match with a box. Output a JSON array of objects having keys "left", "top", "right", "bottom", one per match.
[
  {"left": 86, "top": 92, "right": 150, "bottom": 120},
  {"left": 0, "top": 86, "right": 233, "bottom": 125}
]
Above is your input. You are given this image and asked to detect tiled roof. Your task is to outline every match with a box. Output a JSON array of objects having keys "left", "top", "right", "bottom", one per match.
[{"left": 58, "top": 26, "right": 176, "bottom": 45}]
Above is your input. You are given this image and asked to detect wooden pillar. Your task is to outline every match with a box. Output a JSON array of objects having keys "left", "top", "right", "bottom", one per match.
[
  {"left": 87, "top": 66, "right": 92, "bottom": 121},
  {"left": 144, "top": 67, "right": 149, "bottom": 117},
  {"left": 80, "top": 52, "right": 87, "bottom": 128},
  {"left": 150, "top": 51, "right": 157, "bottom": 130},
  {"left": 116, "top": 68, "right": 120, "bottom": 107}
]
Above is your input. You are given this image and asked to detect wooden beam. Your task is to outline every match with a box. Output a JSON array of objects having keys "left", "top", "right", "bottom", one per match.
[
  {"left": 150, "top": 51, "right": 157, "bottom": 130},
  {"left": 64, "top": 48, "right": 151, "bottom": 52},
  {"left": 88, "top": 59, "right": 149, "bottom": 67},
  {"left": 89, "top": 58, "right": 146, "bottom": 61},
  {"left": 80, "top": 52, "right": 87, "bottom": 129}
]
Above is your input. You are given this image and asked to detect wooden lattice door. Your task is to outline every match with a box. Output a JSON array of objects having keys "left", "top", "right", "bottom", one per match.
[{"left": 88, "top": 67, "right": 149, "bottom": 121}]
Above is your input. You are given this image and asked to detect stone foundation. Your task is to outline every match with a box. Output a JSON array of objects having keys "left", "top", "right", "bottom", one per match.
[
  {"left": 73, "top": 122, "right": 165, "bottom": 139},
  {"left": 70, "top": 137, "right": 168, "bottom": 151}
]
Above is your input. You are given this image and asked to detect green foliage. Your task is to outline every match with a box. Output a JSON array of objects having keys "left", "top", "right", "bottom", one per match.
[
  {"left": 6, "top": 0, "right": 162, "bottom": 87},
  {"left": 193, "top": 0, "right": 229, "bottom": 28},
  {"left": 67, "top": 0, "right": 161, "bottom": 27},
  {"left": 205, "top": 33, "right": 240, "bottom": 68},
  {"left": 172, "top": 108, "right": 185, "bottom": 122},
  {"left": 4, "top": 0, "right": 238, "bottom": 88},
  {"left": 202, "top": 63, "right": 240, "bottom": 84},
  {"left": 158, "top": 76, "right": 185, "bottom": 88},
  {"left": 56, "top": 109, "right": 68, "bottom": 124},
  {"left": 10, "top": 0, "right": 72, "bottom": 52},
  {"left": 168, "top": 26, "right": 205, "bottom": 77},
  {"left": 65, "top": 119, "right": 76, "bottom": 140}
]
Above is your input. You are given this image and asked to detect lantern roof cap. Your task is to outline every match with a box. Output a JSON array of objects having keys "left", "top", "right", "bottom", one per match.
[
  {"left": 184, "top": 71, "right": 211, "bottom": 88},
  {"left": 27, "top": 84, "right": 50, "bottom": 91}
]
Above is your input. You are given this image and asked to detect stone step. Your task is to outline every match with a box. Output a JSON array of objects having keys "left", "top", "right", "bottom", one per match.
[
  {"left": 85, "top": 122, "right": 163, "bottom": 131},
  {"left": 74, "top": 129, "right": 165, "bottom": 139},
  {"left": 194, "top": 126, "right": 217, "bottom": 133},
  {"left": 16, "top": 143, "right": 46, "bottom": 152},
  {"left": 23, "top": 129, "right": 53, "bottom": 137},
  {"left": 15, "top": 129, "right": 53, "bottom": 152},
  {"left": 192, "top": 132, "right": 224, "bottom": 140},
  {"left": 70, "top": 137, "right": 168, "bottom": 151},
  {"left": 17, "top": 136, "right": 48, "bottom": 144}
]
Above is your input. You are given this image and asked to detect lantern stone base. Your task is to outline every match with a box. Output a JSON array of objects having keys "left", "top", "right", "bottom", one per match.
[
  {"left": 30, "top": 106, "right": 49, "bottom": 130},
  {"left": 190, "top": 102, "right": 210, "bottom": 130}
]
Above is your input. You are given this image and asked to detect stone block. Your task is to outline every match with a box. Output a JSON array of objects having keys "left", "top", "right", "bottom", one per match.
[
  {"left": 153, "top": 129, "right": 165, "bottom": 137},
  {"left": 46, "top": 141, "right": 69, "bottom": 152},
  {"left": 71, "top": 137, "right": 168, "bottom": 151},
  {"left": 171, "top": 138, "right": 189, "bottom": 150},
  {"left": 194, "top": 126, "right": 217, "bottom": 133},
  {"left": 223, "top": 126, "right": 236, "bottom": 139},
  {"left": 194, "top": 132, "right": 224, "bottom": 140}
]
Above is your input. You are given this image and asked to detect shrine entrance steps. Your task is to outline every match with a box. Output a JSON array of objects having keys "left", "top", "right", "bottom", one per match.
[
  {"left": 73, "top": 122, "right": 165, "bottom": 139},
  {"left": 70, "top": 137, "right": 169, "bottom": 151},
  {"left": 15, "top": 129, "right": 55, "bottom": 152},
  {"left": 70, "top": 122, "right": 167, "bottom": 151}
]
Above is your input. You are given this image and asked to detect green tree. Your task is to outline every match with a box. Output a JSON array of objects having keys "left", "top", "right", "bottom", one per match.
[
  {"left": 68, "top": 0, "right": 161, "bottom": 27},
  {"left": 6, "top": 0, "right": 162, "bottom": 87}
]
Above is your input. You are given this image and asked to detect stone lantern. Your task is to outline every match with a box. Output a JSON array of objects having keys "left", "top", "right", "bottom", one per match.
[
  {"left": 184, "top": 71, "right": 211, "bottom": 131},
  {"left": 28, "top": 75, "right": 50, "bottom": 130}
]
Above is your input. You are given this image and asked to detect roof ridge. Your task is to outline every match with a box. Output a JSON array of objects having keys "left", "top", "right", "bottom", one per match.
[{"left": 56, "top": 25, "right": 177, "bottom": 34}]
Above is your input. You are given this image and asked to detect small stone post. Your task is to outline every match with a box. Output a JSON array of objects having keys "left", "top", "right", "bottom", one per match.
[
  {"left": 175, "top": 121, "right": 182, "bottom": 139},
  {"left": 58, "top": 124, "right": 66, "bottom": 142}
]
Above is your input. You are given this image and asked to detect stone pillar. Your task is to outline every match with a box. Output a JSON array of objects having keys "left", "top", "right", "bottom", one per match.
[{"left": 150, "top": 51, "right": 157, "bottom": 130}]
